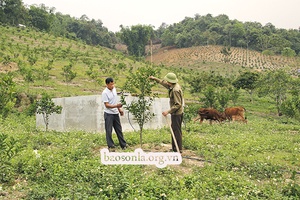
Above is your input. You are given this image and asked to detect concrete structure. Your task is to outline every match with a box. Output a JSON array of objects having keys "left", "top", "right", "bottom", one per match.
[{"left": 36, "top": 95, "right": 170, "bottom": 133}]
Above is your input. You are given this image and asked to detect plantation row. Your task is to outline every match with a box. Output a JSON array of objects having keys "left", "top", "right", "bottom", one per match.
[{"left": 149, "top": 45, "right": 299, "bottom": 74}]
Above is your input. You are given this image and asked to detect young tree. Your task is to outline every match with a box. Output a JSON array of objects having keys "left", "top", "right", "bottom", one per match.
[
  {"left": 280, "top": 79, "right": 300, "bottom": 120},
  {"left": 257, "top": 70, "right": 291, "bottom": 116},
  {"left": 200, "top": 85, "right": 218, "bottom": 108},
  {"left": 85, "top": 65, "right": 101, "bottom": 89},
  {"left": 36, "top": 67, "right": 50, "bottom": 86},
  {"left": 120, "top": 65, "right": 160, "bottom": 147},
  {"left": 233, "top": 71, "right": 260, "bottom": 102},
  {"left": 216, "top": 87, "right": 231, "bottom": 110},
  {"left": 0, "top": 73, "right": 16, "bottom": 118},
  {"left": 281, "top": 47, "right": 296, "bottom": 57},
  {"left": 61, "top": 61, "right": 77, "bottom": 90},
  {"left": 36, "top": 93, "right": 62, "bottom": 131},
  {"left": 19, "top": 65, "right": 35, "bottom": 93},
  {"left": 220, "top": 46, "right": 232, "bottom": 63}
]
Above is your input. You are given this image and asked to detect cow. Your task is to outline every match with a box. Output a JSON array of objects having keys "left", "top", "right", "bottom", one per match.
[
  {"left": 194, "top": 108, "right": 225, "bottom": 125},
  {"left": 223, "top": 106, "right": 247, "bottom": 123}
]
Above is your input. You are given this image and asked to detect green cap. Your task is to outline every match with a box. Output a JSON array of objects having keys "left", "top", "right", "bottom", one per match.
[{"left": 164, "top": 73, "right": 178, "bottom": 83}]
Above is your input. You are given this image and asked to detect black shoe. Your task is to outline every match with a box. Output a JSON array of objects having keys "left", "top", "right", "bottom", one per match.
[{"left": 122, "top": 146, "right": 127, "bottom": 150}]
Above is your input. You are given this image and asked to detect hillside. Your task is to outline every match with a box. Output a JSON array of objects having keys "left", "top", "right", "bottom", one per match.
[
  {"left": 1, "top": 26, "right": 300, "bottom": 200},
  {"left": 1, "top": 24, "right": 299, "bottom": 101},
  {"left": 0, "top": 25, "right": 147, "bottom": 97},
  {"left": 146, "top": 45, "right": 299, "bottom": 74}
]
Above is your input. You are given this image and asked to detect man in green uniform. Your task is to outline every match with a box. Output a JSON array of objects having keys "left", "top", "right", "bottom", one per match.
[{"left": 149, "top": 73, "right": 184, "bottom": 153}]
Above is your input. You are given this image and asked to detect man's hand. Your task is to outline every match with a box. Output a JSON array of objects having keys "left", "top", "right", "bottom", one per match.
[
  {"left": 119, "top": 109, "right": 124, "bottom": 116},
  {"left": 162, "top": 111, "right": 168, "bottom": 116}
]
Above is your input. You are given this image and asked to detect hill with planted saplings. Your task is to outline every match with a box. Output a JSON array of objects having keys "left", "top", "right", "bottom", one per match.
[{"left": 145, "top": 44, "right": 299, "bottom": 75}]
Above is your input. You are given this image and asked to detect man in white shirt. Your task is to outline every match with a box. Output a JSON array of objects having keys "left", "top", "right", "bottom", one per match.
[{"left": 102, "top": 77, "right": 127, "bottom": 150}]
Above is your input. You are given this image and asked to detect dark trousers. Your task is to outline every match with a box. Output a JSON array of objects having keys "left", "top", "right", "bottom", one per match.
[
  {"left": 104, "top": 113, "right": 127, "bottom": 148},
  {"left": 171, "top": 114, "right": 183, "bottom": 152}
]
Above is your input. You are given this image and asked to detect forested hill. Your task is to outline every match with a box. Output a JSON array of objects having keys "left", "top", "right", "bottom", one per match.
[
  {"left": 1, "top": 0, "right": 300, "bottom": 58},
  {"left": 0, "top": 0, "right": 118, "bottom": 48},
  {"left": 156, "top": 14, "right": 300, "bottom": 56}
]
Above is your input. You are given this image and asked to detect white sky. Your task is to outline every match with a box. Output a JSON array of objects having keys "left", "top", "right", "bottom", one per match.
[{"left": 22, "top": 0, "right": 299, "bottom": 32}]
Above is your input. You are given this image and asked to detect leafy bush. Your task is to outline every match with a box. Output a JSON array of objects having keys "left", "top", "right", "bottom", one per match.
[{"left": 0, "top": 133, "right": 21, "bottom": 183}]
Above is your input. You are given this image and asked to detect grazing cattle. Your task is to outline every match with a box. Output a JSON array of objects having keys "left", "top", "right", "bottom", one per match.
[
  {"left": 194, "top": 108, "right": 225, "bottom": 124},
  {"left": 224, "top": 106, "right": 247, "bottom": 123}
]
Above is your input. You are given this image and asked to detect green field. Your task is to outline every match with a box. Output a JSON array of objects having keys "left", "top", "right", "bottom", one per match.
[
  {"left": 1, "top": 25, "right": 300, "bottom": 199},
  {"left": 1, "top": 104, "right": 300, "bottom": 199}
]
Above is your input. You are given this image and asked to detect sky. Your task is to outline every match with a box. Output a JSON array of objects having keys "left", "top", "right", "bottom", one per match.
[{"left": 22, "top": 0, "right": 299, "bottom": 33}]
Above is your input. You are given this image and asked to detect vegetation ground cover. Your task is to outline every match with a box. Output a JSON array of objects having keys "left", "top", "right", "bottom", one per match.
[
  {"left": 1, "top": 107, "right": 300, "bottom": 199},
  {"left": 0, "top": 24, "right": 300, "bottom": 199}
]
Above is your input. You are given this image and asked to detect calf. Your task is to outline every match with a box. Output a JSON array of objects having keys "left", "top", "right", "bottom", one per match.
[
  {"left": 194, "top": 108, "right": 225, "bottom": 125},
  {"left": 224, "top": 106, "right": 247, "bottom": 123}
]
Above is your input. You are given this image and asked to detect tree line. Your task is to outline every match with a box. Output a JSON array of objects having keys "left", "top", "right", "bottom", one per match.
[
  {"left": 1, "top": 1, "right": 300, "bottom": 57},
  {"left": 157, "top": 14, "right": 300, "bottom": 56},
  {"left": 0, "top": 0, "right": 118, "bottom": 48}
]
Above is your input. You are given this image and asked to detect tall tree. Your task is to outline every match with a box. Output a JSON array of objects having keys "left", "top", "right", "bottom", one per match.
[
  {"left": 0, "top": 0, "right": 26, "bottom": 25},
  {"left": 119, "top": 25, "right": 154, "bottom": 57},
  {"left": 28, "top": 4, "right": 52, "bottom": 31}
]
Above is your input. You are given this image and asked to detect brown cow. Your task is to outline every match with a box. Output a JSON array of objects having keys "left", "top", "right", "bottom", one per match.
[
  {"left": 194, "top": 108, "right": 225, "bottom": 125},
  {"left": 223, "top": 106, "right": 247, "bottom": 123}
]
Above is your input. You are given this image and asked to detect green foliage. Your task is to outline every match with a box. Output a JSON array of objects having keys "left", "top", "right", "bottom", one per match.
[
  {"left": 262, "top": 49, "right": 275, "bottom": 56},
  {"left": 36, "top": 67, "right": 51, "bottom": 86},
  {"left": 233, "top": 71, "right": 260, "bottom": 102},
  {"left": 0, "top": 0, "right": 25, "bottom": 26},
  {"left": 28, "top": 5, "right": 52, "bottom": 32},
  {"left": 201, "top": 85, "right": 218, "bottom": 108},
  {"left": 0, "top": 111, "right": 299, "bottom": 199},
  {"left": 120, "top": 65, "right": 160, "bottom": 146},
  {"left": 281, "top": 47, "right": 296, "bottom": 57},
  {"left": 36, "top": 93, "right": 62, "bottom": 131},
  {"left": 216, "top": 87, "right": 231, "bottom": 110},
  {"left": 188, "top": 71, "right": 231, "bottom": 95},
  {"left": 0, "top": 73, "right": 16, "bottom": 118},
  {"left": 282, "top": 171, "right": 300, "bottom": 198},
  {"left": 257, "top": 70, "right": 291, "bottom": 116},
  {"left": 85, "top": 65, "right": 101, "bottom": 89},
  {"left": 61, "top": 61, "right": 77, "bottom": 83},
  {"left": 233, "top": 71, "right": 259, "bottom": 91},
  {"left": 182, "top": 103, "right": 200, "bottom": 123},
  {"left": 0, "top": 133, "right": 21, "bottom": 183},
  {"left": 120, "top": 25, "right": 154, "bottom": 57},
  {"left": 280, "top": 88, "right": 300, "bottom": 120},
  {"left": 19, "top": 65, "right": 36, "bottom": 93}
]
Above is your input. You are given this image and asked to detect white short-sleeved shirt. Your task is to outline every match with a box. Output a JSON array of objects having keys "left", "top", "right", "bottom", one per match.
[{"left": 102, "top": 87, "right": 119, "bottom": 114}]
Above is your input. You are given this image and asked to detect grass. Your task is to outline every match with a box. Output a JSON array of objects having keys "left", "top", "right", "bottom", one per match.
[
  {"left": 1, "top": 24, "right": 300, "bottom": 199},
  {"left": 1, "top": 103, "right": 300, "bottom": 199}
]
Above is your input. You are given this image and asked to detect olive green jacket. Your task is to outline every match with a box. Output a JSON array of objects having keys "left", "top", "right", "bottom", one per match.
[{"left": 158, "top": 79, "right": 184, "bottom": 115}]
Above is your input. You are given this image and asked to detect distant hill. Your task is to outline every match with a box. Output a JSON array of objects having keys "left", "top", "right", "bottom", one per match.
[{"left": 145, "top": 45, "right": 299, "bottom": 75}]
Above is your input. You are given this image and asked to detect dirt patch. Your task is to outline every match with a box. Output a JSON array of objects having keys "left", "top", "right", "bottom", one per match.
[{"left": 0, "top": 62, "right": 19, "bottom": 73}]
